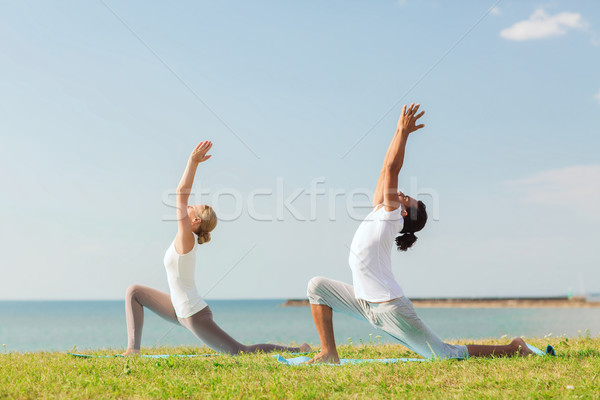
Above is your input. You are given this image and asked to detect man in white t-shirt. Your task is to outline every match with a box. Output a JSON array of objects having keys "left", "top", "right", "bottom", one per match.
[{"left": 306, "top": 104, "right": 533, "bottom": 363}]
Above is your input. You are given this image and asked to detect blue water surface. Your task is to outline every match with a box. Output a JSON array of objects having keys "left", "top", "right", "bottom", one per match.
[{"left": 0, "top": 300, "right": 599, "bottom": 353}]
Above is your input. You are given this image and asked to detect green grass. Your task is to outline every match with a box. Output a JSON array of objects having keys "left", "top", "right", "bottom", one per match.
[{"left": 1, "top": 337, "right": 599, "bottom": 399}]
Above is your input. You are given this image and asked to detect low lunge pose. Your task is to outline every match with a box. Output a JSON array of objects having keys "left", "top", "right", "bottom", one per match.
[
  {"left": 123, "top": 141, "right": 309, "bottom": 356},
  {"left": 307, "top": 104, "right": 532, "bottom": 363}
]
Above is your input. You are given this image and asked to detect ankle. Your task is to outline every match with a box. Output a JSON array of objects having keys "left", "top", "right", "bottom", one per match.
[{"left": 319, "top": 347, "right": 338, "bottom": 356}]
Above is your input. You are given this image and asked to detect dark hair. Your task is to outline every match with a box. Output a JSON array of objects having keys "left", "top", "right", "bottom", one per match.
[{"left": 395, "top": 201, "right": 427, "bottom": 251}]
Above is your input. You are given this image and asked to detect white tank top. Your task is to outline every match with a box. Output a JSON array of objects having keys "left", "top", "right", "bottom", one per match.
[
  {"left": 163, "top": 239, "right": 208, "bottom": 318},
  {"left": 348, "top": 205, "right": 405, "bottom": 302}
]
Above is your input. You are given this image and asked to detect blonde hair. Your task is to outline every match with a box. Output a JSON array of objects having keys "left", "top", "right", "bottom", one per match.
[{"left": 194, "top": 205, "right": 218, "bottom": 245}]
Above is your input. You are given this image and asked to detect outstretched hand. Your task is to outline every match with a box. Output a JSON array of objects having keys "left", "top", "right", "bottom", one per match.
[
  {"left": 190, "top": 140, "right": 212, "bottom": 163},
  {"left": 397, "top": 103, "right": 425, "bottom": 136}
]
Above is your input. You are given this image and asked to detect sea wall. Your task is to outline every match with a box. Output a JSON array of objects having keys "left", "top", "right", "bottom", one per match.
[{"left": 283, "top": 296, "right": 600, "bottom": 308}]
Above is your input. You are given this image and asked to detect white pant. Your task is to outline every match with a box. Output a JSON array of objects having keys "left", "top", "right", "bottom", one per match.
[{"left": 307, "top": 276, "right": 468, "bottom": 360}]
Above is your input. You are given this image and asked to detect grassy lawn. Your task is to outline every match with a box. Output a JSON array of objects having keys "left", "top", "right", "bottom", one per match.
[{"left": 1, "top": 337, "right": 598, "bottom": 399}]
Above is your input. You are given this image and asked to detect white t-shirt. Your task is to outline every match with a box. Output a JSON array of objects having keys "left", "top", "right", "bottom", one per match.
[
  {"left": 164, "top": 240, "right": 208, "bottom": 318},
  {"left": 348, "top": 205, "right": 405, "bottom": 302}
]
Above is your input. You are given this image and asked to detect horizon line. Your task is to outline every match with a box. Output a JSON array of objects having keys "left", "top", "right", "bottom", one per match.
[{"left": 1, "top": 294, "right": 598, "bottom": 302}]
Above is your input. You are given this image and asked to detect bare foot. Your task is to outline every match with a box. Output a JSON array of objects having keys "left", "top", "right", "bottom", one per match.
[
  {"left": 511, "top": 338, "right": 533, "bottom": 356},
  {"left": 305, "top": 351, "right": 340, "bottom": 364},
  {"left": 121, "top": 349, "right": 141, "bottom": 357},
  {"left": 299, "top": 343, "right": 312, "bottom": 353}
]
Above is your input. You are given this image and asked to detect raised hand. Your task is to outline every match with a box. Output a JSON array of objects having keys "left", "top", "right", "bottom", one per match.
[
  {"left": 397, "top": 103, "right": 425, "bottom": 136},
  {"left": 190, "top": 140, "right": 213, "bottom": 164}
]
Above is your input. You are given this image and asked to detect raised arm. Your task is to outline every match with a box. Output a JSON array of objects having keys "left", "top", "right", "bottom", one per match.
[
  {"left": 381, "top": 104, "right": 425, "bottom": 211},
  {"left": 175, "top": 141, "right": 212, "bottom": 251},
  {"left": 372, "top": 142, "right": 394, "bottom": 207}
]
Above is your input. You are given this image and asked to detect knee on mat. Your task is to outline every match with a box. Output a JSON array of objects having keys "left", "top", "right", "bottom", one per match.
[{"left": 306, "top": 276, "right": 328, "bottom": 299}]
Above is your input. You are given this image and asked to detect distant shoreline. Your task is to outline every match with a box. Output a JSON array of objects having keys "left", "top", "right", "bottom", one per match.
[{"left": 283, "top": 296, "right": 600, "bottom": 308}]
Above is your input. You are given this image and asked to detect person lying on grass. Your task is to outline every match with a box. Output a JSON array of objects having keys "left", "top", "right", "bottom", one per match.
[
  {"left": 122, "top": 141, "right": 310, "bottom": 356},
  {"left": 306, "top": 104, "right": 532, "bottom": 364}
]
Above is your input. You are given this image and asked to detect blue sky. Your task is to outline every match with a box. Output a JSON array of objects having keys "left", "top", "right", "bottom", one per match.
[{"left": 1, "top": 0, "right": 598, "bottom": 300}]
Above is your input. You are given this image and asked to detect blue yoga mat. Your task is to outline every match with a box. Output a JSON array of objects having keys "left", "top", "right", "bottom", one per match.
[
  {"left": 526, "top": 344, "right": 556, "bottom": 356},
  {"left": 273, "top": 354, "right": 426, "bottom": 365},
  {"left": 274, "top": 343, "right": 556, "bottom": 366},
  {"left": 68, "top": 345, "right": 555, "bottom": 363},
  {"left": 68, "top": 351, "right": 310, "bottom": 359},
  {"left": 67, "top": 352, "right": 219, "bottom": 359}
]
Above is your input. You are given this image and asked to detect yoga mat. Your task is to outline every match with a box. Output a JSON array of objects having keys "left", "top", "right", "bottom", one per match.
[
  {"left": 68, "top": 352, "right": 219, "bottom": 359},
  {"left": 273, "top": 354, "right": 426, "bottom": 366},
  {"left": 526, "top": 344, "right": 556, "bottom": 356},
  {"left": 274, "top": 343, "right": 556, "bottom": 366},
  {"left": 68, "top": 351, "right": 308, "bottom": 359}
]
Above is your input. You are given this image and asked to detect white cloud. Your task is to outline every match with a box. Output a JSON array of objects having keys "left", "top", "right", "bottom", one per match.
[
  {"left": 507, "top": 165, "right": 600, "bottom": 218},
  {"left": 500, "top": 9, "right": 586, "bottom": 41},
  {"left": 595, "top": 89, "right": 600, "bottom": 102},
  {"left": 490, "top": 6, "right": 501, "bottom": 16}
]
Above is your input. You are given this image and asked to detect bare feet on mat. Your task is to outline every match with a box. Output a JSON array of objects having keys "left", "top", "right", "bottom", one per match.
[
  {"left": 512, "top": 338, "right": 533, "bottom": 356},
  {"left": 305, "top": 351, "right": 340, "bottom": 364},
  {"left": 121, "top": 349, "right": 141, "bottom": 357},
  {"left": 300, "top": 343, "right": 312, "bottom": 352}
]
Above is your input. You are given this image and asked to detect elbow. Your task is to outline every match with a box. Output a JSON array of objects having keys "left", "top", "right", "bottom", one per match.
[{"left": 176, "top": 186, "right": 191, "bottom": 196}]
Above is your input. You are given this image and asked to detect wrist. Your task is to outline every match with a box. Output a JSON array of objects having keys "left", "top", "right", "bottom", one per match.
[{"left": 396, "top": 129, "right": 410, "bottom": 141}]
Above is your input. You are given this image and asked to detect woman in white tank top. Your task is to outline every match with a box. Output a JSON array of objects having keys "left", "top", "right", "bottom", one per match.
[{"left": 122, "top": 141, "right": 309, "bottom": 356}]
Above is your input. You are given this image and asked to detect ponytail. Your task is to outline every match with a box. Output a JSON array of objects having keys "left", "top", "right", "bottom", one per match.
[
  {"left": 395, "top": 232, "right": 418, "bottom": 251},
  {"left": 197, "top": 231, "right": 211, "bottom": 245}
]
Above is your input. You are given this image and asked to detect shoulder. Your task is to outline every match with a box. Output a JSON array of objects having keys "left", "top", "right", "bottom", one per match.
[
  {"left": 372, "top": 205, "right": 403, "bottom": 222},
  {"left": 174, "top": 232, "right": 197, "bottom": 255}
]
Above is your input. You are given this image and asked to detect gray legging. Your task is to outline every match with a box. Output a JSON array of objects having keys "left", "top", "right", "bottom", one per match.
[{"left": 125, "top": 284, "right": 301, "bottom": 354}]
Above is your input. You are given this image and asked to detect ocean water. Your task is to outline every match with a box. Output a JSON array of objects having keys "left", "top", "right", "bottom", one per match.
[{"left": 1, "top": 300, "right": 599, "bottom": 353}]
